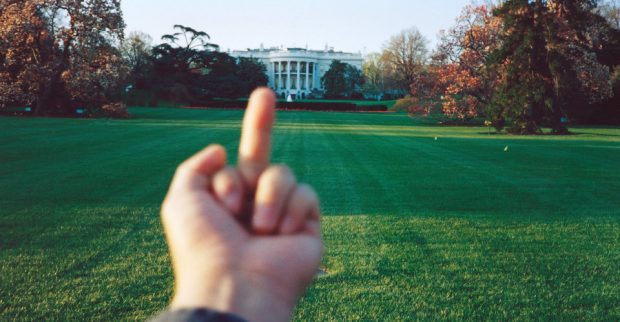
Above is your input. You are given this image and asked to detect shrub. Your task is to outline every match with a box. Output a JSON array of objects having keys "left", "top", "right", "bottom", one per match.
[
  {"left": 191, "top": 100, "right": 388, "bottom": 112},
  {"left": 101, "top": 103, "right": 131, "bottom": 119}
]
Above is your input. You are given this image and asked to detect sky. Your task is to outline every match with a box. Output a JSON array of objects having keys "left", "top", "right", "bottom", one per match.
[{"left": 122, "top": 0, "right": 474, "bottom": 54}]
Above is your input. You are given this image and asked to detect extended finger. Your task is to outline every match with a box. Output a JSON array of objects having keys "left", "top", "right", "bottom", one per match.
[
  {"left": 171, "top": 145, "right": 227, "bottom": 192},
  {"left": 238, "top": 88, "right": 276, "bottom": 191},
  {"left": 252, "top": 165, "right": 296, "bottom": 234},
  {"left": 280, "top": 184, "right": 320, "bottom": 235},
  {"left": 212, "top": 166, "right": 244, "bottom": 216}
]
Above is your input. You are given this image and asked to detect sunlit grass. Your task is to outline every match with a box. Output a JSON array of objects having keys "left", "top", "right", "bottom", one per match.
[{"left": 1, "top": 107, "right": 619, "bottom": 320}]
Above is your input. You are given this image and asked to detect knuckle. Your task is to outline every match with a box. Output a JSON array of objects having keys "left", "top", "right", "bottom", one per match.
[
  {"left": 268, "top": 164, "right": 295, "bottom": 181},
  {"left": 175, "top": 162, "right": 191, "bottom": 177},
  {"left": 298, "top": 183, "right": 318, "bottom": 201},
  {"left": 214, "top": 172, "right": 235, "bottom": 193}
]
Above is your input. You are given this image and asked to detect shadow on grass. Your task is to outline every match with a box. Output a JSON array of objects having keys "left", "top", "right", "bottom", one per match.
[{"left": 572, "top": 132, "right": 620, "bottom": 138}]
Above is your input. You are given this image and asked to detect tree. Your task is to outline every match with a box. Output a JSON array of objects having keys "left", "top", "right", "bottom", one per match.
[
  {"left": 0, "top": 0, "right": 56, "bottom": 112},
  {"left": 61, "top": 0, "right": 127, "bottom": 114},
  {"left": 431, "top": 4, "right": 503, "bottom": 119},
  {"left": 361, "top": 53, "right": 384, "bottom": 98},
  {"left": 596, "top": 0, "right": 620, "bottom": 29},
  {"left": 381, "top": 27, "right": 429, "bottom": 92},
  {"left": 0, "top": 0, "right": 127, "bottom": 116},
  {"left": 147, "top": 25, "right": 268, "bottom": 102},
  {"left": 236, "top": 58, "right": 268, "bottom": 97},
  {"left": 122, "top": 31, "right": 153, "bottom": 75},
  {"left": 149, "top": 25, "right": 220, "bottom": 103},
  {"left": 489, "top": 0, "right": 615, "bottom": 133},
  {"left": 321, "top": 60, "right": 363, "bottom": 99},
  {"left": 120, "top": 31, "right": 154, "bottom": 105},
  {"left": 345, "top": 64, "right": 364, "bottom": 98},
  {"left": 489, "top": 0, "right": 560, "bottom": 133},
  {"left": 161, "top": 24, "right": 219, "bottom": 51},
  {"left": 362, "top": 52, "right": 401, "bottom": 99},
  {"left": 200, "top": 51, "right": 242, "bottom": 99}
]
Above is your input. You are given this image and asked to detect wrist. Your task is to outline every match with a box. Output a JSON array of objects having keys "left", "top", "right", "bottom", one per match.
[{"left": 171, "top": 270, "right": 296, "bottom": 322}]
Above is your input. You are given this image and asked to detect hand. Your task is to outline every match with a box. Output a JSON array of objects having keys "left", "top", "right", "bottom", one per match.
[{"left": 161, "top": 88, "right": 323, "bottom": 322}]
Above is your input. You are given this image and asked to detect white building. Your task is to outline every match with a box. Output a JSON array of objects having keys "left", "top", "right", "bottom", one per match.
[{"left": 230, "top": 45, "right": 363, "bottom": 99}]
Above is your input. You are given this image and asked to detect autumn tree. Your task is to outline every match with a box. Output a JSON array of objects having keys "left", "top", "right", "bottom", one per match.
[
  {"left": 0, "top": 0, "right": 127, "bottom": 116},
  {"left": 61, "top": 0, "right": 127, "bottom": 114},
  {"left": 431, "top": 4, "right": 503, "bottom": 119},
  {"left": 548, "top": 0, "right": 618, "bottom": 122},
  {"left": 0, "top": 0, "right": 56, "bottom": 112}
]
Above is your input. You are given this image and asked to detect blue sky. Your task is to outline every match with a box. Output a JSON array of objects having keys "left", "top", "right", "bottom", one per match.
[{"left": 122, "top": 0, "right": 474, "bottom": 54}]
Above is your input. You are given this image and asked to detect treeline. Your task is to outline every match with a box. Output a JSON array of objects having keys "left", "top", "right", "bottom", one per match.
[
  {"left": 372, "top": 0, "right": 620, "bottom": 133},
  {"left": 0, "top": 0, "right": 127, "bottom": 117},
  {"left": 0, "top": 1, "right": 268, "bottom": 117},
  {"left": 2, "top": 0, "right": 619, "bottom": 130},
  {"left": 123, "top": 25, "right": 268, "bottom": 107}
]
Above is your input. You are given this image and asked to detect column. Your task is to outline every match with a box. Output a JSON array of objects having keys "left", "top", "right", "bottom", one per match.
[
  {"left": 278, "top": 62, "right": 282, "bottom": 90},
  {"left": 270, "top": 62, "right": 276, "bottom": 89},
  {"left": 315, "top": 63, "right": 320, "bottom": 89},
  {"left": 286, "top": 60, "right": 291, "bottom": 91},
  {"left": 305, "top": 61, "right": 310, "bottom": 91},
  {"left": 312, "top": 63, "right": 316, "bottom": 89},
  {"left": 298, "top": 62, "right": 302, "bottom": 91}
]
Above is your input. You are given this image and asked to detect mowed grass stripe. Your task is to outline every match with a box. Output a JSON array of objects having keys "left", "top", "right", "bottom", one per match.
[
  {"left": 1, "top": 107, "right": 620, "bottom": 320},
  {"left": 370, "top": 133, "right": 620, "bottom": 216},
  {"left": 1, "top": 116, "right": 242, "bottom": 209},
  {"left": 299, "top": 216, "right": 620, "bottom": 321}
]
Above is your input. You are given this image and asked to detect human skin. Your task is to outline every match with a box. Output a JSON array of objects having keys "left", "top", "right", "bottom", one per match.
[{"left": 160, "top": 88, "right": 323, "bottom": 322}]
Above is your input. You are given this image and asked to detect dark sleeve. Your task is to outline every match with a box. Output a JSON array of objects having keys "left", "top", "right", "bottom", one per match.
[{"left": 150, "top": 308, "right": 248, "bottom": 322}]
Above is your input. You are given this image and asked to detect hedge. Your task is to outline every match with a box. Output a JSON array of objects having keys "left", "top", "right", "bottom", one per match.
[{"left": 190, "top": 100, "right": 387, "bottom": 112}]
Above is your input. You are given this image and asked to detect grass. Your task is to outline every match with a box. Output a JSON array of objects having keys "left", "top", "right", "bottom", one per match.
[
  {"left": 294, "top": 99, "right": 398, "bottom": 108},
  {"left": 236, "top": 98, "right": 399, "bottom": 109},
  {"left": 1, "top": 107, "right": 619, "bottom": 320}
]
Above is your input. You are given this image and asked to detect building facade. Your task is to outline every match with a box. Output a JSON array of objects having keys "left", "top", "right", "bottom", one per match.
[{"left": 230, "top": 46, "right": 363, "bottom": 99}]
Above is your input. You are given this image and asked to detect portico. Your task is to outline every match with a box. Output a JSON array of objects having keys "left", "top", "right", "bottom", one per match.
[
  {"left": 272, "top": 60, "right": 317, "bottom": 99},
  {"left": 230, "top": 46, "right": 363, "bottom": 99}
]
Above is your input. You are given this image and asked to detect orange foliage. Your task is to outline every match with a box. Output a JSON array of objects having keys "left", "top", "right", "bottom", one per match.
[
  {"left": 0, "top": 0, "right": 127, "bottom": 116},
  {"left": 421, "top": 4, "right": 503, "bottom": 119}
]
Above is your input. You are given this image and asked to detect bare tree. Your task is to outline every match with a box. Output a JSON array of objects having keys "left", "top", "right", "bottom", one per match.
[
  {"left": 362, "top": 52, "right": 402, "bottom": 98},
  {"left": 596, "top": 0, "right": 620, "bottom": 29},
  {"left": 381, "top": 27, "right": 429, "bottom": 91},
  {"left": 121, "top": 31, "right": 153, "bottom": 70}
]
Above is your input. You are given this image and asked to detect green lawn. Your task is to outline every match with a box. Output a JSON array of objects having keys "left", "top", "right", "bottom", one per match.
[
  {"left": 1, "top": 107, "right": 619, "bottom": 320},
  {"left": 294, "top": 99, "right": 398, "bottom": 108},
  {"left": 237, "top": 98, "right": 398, "bottom": 109}
]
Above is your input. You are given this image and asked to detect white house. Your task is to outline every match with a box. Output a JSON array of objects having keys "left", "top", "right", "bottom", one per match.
[{"left": 230, "top": 45, "right": 363, "bottom": 99}]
